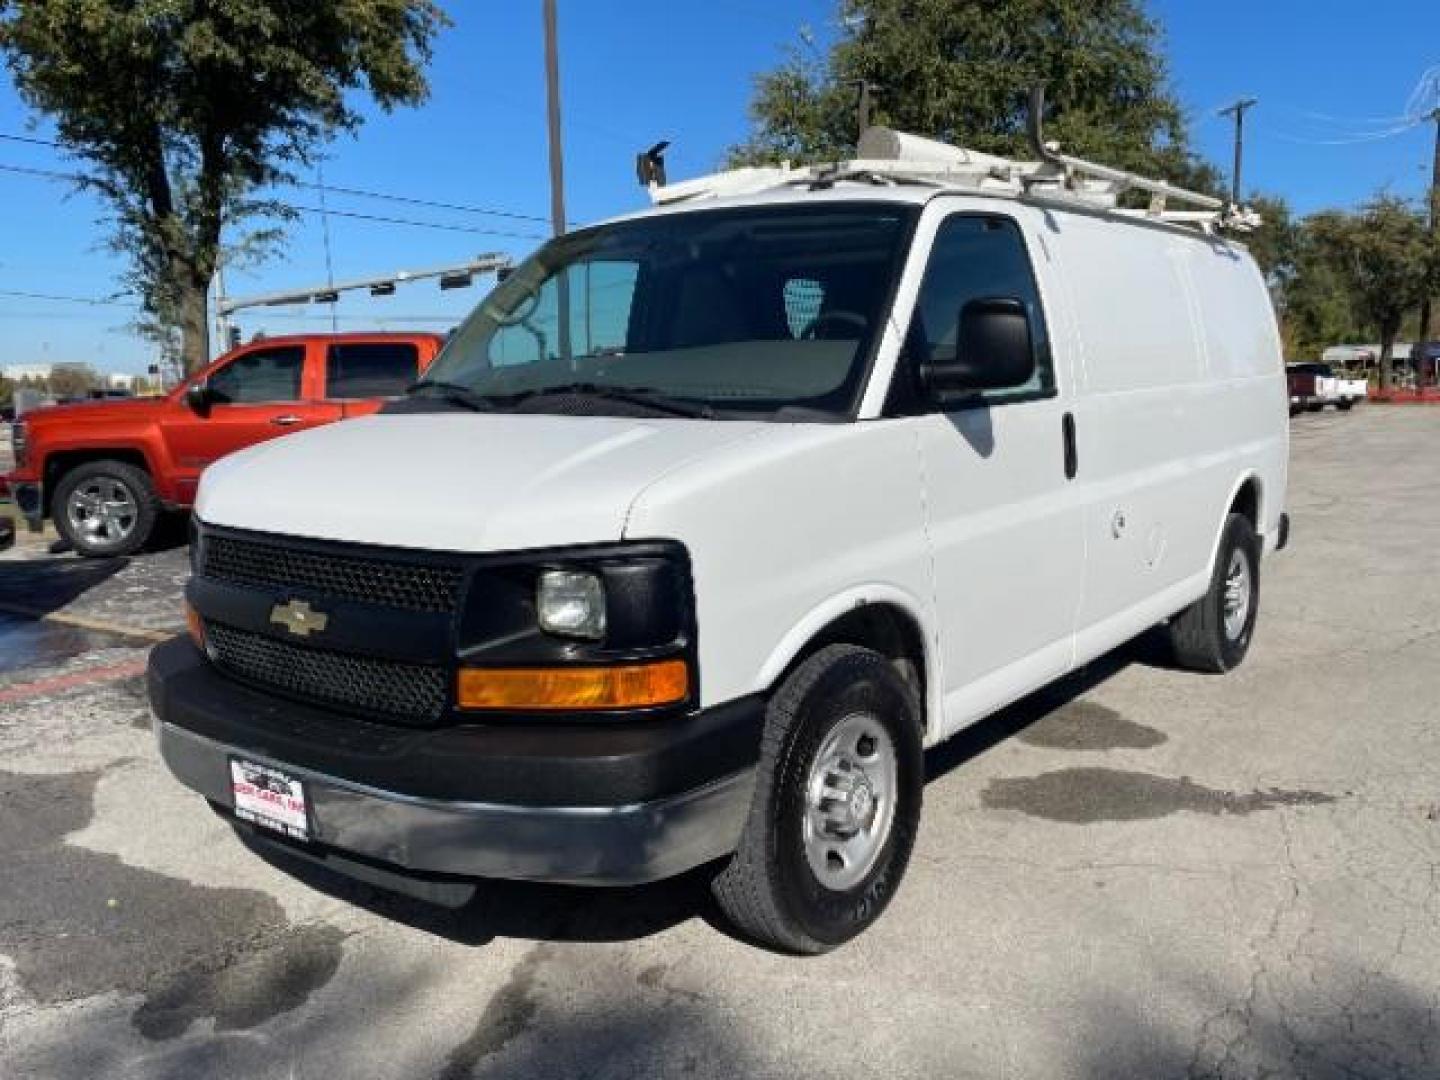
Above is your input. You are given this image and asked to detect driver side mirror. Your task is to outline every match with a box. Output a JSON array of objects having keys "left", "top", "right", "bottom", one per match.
[
  {"left": 919, "top": 297, "right": 1036, "bottom": 398},
  {"left": 184, "top": 382, "right": 212, "bottom": 415}
]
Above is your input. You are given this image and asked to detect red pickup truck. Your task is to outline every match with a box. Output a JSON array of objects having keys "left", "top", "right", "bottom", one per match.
[{"left": 5, "top": 332, "right": 444, "bottom": 556}]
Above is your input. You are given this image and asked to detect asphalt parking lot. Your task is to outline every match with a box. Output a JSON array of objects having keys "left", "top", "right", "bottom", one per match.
[{"left": 2, "top": 406, "right": 1438, "bottom": 1080}]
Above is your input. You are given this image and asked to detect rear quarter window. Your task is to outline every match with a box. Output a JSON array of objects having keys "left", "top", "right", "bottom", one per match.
[{"left": 326, "top": 343, "right": 421, "bottom": 398}]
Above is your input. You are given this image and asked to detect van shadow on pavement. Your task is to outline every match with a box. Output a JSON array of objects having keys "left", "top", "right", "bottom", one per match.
[
  {"left": 231, "top": 631, "right": 1175, "bottom": 952},
  {"left": 0, "top": 555, "right": 129, "bottom": 616}
]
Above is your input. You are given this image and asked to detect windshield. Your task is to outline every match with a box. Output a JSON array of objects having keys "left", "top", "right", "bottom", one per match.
[{"left": 422, "top": 203, "right": 916, "bottom": 418}]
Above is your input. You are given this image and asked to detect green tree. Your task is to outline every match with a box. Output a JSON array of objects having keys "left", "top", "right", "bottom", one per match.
[
  {"left": 0, "top": 0, "right": 447, "bottom": 373},
  {"left": 46, "top": 361, "right": 98, "bottom": 399},
  {"left": 731, "top": 0, "right": 1218, "bottom": 192},
  {"left": 0, "top": 374, "right": 13, "bottom": 411},
  {"left": 1321, "top": 197, "right": 1432, "bottom": 390},
  {"left": 1283, "top": 210, "right": 1362, "bottom": 362}
]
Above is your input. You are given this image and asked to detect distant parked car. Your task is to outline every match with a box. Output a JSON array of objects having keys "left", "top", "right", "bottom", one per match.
[{"left": 3, "top": 332, "right": 445, "bottom": 556}]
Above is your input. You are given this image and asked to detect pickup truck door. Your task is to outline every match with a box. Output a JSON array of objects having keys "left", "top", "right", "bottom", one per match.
[
  {"left": 907, "top": 209, "right": 1085, "bottom": 736},
  {"left": 163, "top": 343, "right": 342, "bottom": 502}
]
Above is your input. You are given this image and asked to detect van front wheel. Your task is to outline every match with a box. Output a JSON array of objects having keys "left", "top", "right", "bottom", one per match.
[
  {"left": 712, "top": 644, "right": 922, "bottom": 954},
  {"left": 1168, "top": 513, "right": 1260, "bottom": 672}
]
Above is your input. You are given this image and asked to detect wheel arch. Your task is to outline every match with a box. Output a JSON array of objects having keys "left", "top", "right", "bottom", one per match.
[
  {"left": 1207, "top": 471, "right": 1263, "bottom": 577},
  {"left": 754, "top": 586, "right": 939, "bottom": 736},
  {"left": 42, "top": 447, "right": 155, "bottom": 517}
]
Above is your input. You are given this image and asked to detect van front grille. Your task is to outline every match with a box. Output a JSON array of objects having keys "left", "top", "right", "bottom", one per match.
[
  {"left": 204, "top": 621, "right": 448, "bottom": 725},
  {"left": 201, "top": 533, "right": 463, "bottom": 614}
]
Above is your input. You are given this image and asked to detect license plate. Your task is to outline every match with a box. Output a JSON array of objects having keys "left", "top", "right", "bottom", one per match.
[{"left": 230, "top": 758, "right": 310, "bottom": 842}]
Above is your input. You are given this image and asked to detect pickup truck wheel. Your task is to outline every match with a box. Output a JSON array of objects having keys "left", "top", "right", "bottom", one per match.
[
  {"left": 1167, "top": 513, "right": 1260, "bottom": 673},
  {"left": 54, "top": 460, "right": 159, "bottom": 557},
  {"left": 712, "top": 644, "right": 923, "bottom": 954}
]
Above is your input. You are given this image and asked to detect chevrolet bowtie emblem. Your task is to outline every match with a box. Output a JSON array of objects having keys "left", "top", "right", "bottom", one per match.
[{"left": 269, "top": 599, "right": 329, "bottom": 638}]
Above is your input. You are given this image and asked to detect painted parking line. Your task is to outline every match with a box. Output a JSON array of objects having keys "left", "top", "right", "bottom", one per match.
[
  {"left": 0, "top": 601, "right": 173, "bottom": 644},
  {"left": 0, "top": 657, "right": 151, "bottom": 705}
]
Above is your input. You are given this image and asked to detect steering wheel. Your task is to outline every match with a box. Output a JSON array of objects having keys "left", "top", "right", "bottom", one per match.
[{"left": 802, "top": 310, "right": 868, "bottom": 340}]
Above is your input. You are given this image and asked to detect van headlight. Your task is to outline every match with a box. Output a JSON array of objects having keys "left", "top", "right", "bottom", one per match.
[{"left": 537, "top": 569, "right": 606, "bottom": 640}]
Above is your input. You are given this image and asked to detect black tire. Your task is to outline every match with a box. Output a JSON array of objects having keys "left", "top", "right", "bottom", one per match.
[
  {"left": 1337, "top": 399, "right": 1354, "bottom": 411},
  {"left": 1167, "top": 513, "right": 1261, "bottom": 673},
  {"left": 52, "top": 459, "right": 159, "bottom": 557},
  {"left": 1306, "top": 402, "right": 1325, "bottom": 413},
  {"left": 711, "top": 644, "right": 923, "bottom": 954}
]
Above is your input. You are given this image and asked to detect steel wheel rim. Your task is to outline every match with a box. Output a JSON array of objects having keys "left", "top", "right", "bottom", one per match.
[
  {"left": 1222, "top": 548, "right": 1252, "bottom": 640},
  {"left": 66, "top": 477, "right": 137, "bottom": 547},
  {"left": 802, "top": 712, "right": 898, "bottom": 891}
]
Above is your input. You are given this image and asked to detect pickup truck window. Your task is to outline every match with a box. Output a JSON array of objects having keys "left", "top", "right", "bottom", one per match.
[
  {"left": 208, "top": 346, "right": 305, "bottom": 404},
  {"left": 325, "top": 342, "right": 420, "bottom": 398},
  {"left": 426, "top": 203, "right": 916, "bottom": 418}
]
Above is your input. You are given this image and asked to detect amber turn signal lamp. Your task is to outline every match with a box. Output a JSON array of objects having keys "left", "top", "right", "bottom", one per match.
[
  {"left": 185, "top": 601, "right": 205, "bottom": 650},
  {"left": 457, "top": 659, "right": 689, "bottom": 711}
]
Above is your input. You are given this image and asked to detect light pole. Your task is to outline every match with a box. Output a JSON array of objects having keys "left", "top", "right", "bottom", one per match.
[
  {"left": 542, "top": 0, "right": 572, "bottom": 364},
  {"left": 1417, "top": 109, "right": 1440, "bottom": 387}
]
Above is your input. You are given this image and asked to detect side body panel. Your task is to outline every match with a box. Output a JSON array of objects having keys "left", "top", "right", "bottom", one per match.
[
  {"left": 1043, "top": 211, "right": 1287, "bottom": 665},
  {"left": 623, "top": 422, "right": 941, "bottom": 740}
]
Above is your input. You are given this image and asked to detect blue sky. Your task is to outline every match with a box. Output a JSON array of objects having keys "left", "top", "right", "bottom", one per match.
[{"left": 0, "top": 0, "right": 1435, "bottom": 374}]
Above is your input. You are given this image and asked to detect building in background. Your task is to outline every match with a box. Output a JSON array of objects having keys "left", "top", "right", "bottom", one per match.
[{"left": 2, "top": 363, "right": 54, "bottom": 382}]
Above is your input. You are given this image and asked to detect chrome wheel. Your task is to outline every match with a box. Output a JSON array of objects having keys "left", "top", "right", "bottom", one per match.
[
  {"left": 802, "top": 712, "right": 897, "bottom": 891},
  {"left": 1222, "top": 547, "right": 1252, "bottom": 640},
  {"left": 65, "top": 476, "right": 138, "bottom": 548}
]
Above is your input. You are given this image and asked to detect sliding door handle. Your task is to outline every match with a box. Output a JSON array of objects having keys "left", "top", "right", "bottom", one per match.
[
  {"left": 271, "top": 414, "right": 303, "bottom": 427},
  {"left": 1062, "top": 412, "right": 1078, "bottom": 480}
]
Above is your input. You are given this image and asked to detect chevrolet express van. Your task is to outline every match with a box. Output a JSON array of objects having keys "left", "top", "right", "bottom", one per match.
[{"left": 149, "top": 127, "right": 1289, "bottom": 953}]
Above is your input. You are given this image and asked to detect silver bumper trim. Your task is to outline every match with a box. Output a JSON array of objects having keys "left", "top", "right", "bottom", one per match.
[{"left": 156, "top": 720, "right": 754, "bottom": 886}]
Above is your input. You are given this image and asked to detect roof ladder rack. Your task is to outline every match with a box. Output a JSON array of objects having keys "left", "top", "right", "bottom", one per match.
[{"left": 638, "top": 88, "right": 1260, "bottom": 235}]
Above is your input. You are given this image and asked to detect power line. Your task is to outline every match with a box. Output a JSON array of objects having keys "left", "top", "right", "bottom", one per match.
[
  {"left": 284, "top": 203, "right": 541, "bottom": 239},
  {"left": 1263, "top": 120, "right": 1423, "bottom": 147},
  {"left": 0, "top": 130, "right": 551, "bottom": 226},
  {"left": 0, "top": 288, "right": 135, "bottom": 307},
  {"left": 291, "top": 179, "right": 550, "bottom": 225},
  {"left": 0, "top": 160, "right": 544, "bottom": 239},
  {"left": 0, "top": 161, "right": 84, "bottom": 182},
  {"left": 0, "top": 132, "right": 60, "bottom": 148}
]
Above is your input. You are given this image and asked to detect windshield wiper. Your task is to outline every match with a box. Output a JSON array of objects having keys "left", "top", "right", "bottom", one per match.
[
  {"left": 502, "top": 382, "right": 716, "bottom": 419},
  {"left": 404, "top": 379, "right": 498, "bottom": 412}
]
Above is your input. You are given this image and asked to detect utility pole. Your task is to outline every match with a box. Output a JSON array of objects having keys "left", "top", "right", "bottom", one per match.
[
  {"left": 1417, "top": 109, "right": 1440, "bottom": 388},
  {"left": 542, "top": 0, "right": 572, "bottom": 364},
  {"left": 1219, "top": 97, "right": 1258, "bottom": 206}
]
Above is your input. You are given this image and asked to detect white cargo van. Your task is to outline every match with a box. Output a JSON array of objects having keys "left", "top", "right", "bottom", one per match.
[{"left": 150, "top": 122, "right": 1289, "bottom": 953}]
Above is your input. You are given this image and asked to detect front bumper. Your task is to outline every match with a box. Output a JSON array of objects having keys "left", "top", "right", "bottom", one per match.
[{"left": 148, "top": 638, "right": 761, "bottom": 886}]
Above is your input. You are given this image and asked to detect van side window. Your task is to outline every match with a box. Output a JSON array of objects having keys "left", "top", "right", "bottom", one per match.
[
  {"left": 905, "top": 215, "right": 1054, "bottom": 407},
  {"left": 207, "top": 346, "right": 305, "bottom": 404}
]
